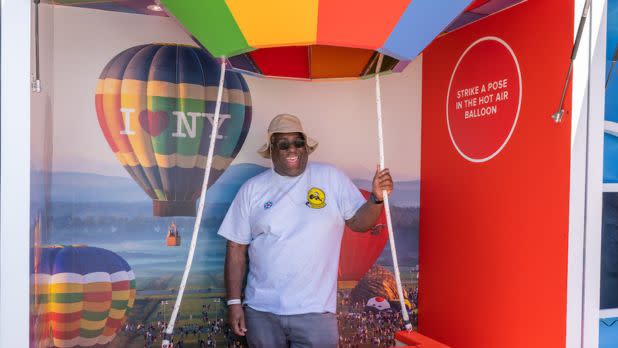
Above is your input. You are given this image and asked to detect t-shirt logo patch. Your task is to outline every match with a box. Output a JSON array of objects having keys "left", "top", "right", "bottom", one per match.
[
  {"left": 306, "top": 187, "right": 326, "bottom": 209},
  {"left": 263, "top": 201, "right": 273, "bottom": 210}
]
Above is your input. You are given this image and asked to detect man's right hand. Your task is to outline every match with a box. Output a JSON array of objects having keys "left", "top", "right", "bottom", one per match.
[{"left": 228, "top": 304, "right": 247, "bottom": 336}]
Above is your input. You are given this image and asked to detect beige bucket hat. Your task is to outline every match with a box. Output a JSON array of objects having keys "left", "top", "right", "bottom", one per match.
[{"left": 257, "top": 114, "right": 319, "bottom": 159}]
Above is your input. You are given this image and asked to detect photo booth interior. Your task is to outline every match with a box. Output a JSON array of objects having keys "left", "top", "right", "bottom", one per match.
[{"left": 25, "top": 0, "right": 601, "bottom": 347}]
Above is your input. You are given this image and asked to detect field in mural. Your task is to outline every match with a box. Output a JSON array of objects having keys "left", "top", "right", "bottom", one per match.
[{"left": 34, "top": 163, "right": 419, "bottom": 348}]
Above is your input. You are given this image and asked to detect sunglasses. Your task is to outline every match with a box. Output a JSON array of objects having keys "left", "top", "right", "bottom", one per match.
[{"left": 272, "top": 138, "right": 306, "bottom": 151}]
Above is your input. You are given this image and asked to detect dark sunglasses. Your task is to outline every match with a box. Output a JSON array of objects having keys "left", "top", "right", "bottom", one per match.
[{"left": 272, "top": 138, "right": 306, "bottom": 151}]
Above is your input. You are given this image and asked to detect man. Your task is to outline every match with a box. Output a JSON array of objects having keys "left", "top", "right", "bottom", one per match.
[{"left": 218, "top": 114, "right": 393, "bottom": 348}]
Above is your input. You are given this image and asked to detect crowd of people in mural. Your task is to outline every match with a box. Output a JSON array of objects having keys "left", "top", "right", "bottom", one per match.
[
  {"left": 118, "top": 284, "right": 419, "bottom": 348},
  {"left": 121, "top": 310, "right": 412, "bottom": 348},
  {"left": 122, "top": 317, "right": 247, "bottom": 348},
  {"left": 336, "top": 287, "right": 418, "bottom": 348},
  {"left": 337, "top": 311, "right": 403, "bottom": 348}
]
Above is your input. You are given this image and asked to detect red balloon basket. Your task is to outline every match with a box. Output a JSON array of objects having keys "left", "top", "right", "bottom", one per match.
[{"left": 393, "top": 331, "right": 450, "bottom": 347}]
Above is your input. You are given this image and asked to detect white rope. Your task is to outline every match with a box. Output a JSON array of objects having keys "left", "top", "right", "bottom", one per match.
[
  {"left": 162, "top": 58, "right": 227, "bottom": 347},
  {"left": 374, "top": 54, "right": 412, "bottom": 331}
]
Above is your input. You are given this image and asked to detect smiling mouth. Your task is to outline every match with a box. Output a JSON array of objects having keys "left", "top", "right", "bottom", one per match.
[{"left": 285, "top": 155, "right": 299, "bottom": 166}]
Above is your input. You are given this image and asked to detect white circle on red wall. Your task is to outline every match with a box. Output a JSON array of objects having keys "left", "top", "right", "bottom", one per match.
[{"left": 446, "top": 36, "right": 522, "bottom": 163}]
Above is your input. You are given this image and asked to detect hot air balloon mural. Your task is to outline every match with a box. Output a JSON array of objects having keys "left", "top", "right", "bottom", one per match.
[
  {"left": 338, "top": 189, "right": 389, "bottom": 285},
  {"left": 95, "top": 43, "right": 252, "bottom": 216},
  {"left": 31, "top": 245, "right": 136, "bottom": 348}
]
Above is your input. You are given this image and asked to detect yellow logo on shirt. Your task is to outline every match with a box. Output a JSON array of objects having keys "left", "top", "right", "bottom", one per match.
[{"left": 306, "top": 187, "right": 326, "bottom": 209}]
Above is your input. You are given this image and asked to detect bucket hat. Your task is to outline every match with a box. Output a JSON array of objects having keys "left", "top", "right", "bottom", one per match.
[{"left": 257, "top": 114, "right": 318, "bottom": 158}]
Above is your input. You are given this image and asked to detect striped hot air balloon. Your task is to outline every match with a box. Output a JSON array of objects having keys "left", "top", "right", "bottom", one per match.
[
  {"left": 31, "top": 245, "right": 136, "bottom": 348},
  {"left": 96, "top": 44, "right": 252, "bottom": 216}
]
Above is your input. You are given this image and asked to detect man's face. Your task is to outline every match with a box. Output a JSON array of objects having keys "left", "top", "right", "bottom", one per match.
[{"left": 270, "top": 132, "right": 308, "bottom": 177}]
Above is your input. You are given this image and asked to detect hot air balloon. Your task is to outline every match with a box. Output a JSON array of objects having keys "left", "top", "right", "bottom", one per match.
[
  {"left": 366, "top": 296, "right": 392, "bottom": 312},
  {"left": 159, "top": 0, "right": 478, "bottom": 80},
  {"left": 338, "top": 189, "right": 389, "bottom": 286},
  {"left": 31, "top": 245, "right": 136, "bottom": 348},
  {"left": 95, "top": 43, "right": 252, "bottom": 216}
]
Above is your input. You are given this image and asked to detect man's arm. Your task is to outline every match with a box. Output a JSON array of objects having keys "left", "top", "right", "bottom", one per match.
[
  {"left": 345, "top": 166, "right": 393, "bottom": 232},
  {"left": 345, "top": 200, "right": 384, "bottom": 232},
  {"left": 224, "top": 240, "right": 248, "bottom": 336}
]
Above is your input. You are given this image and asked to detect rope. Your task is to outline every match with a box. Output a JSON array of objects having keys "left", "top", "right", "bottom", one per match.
[
  {"left": 162, "top": 58, "right": 227, "bottom": 347},
  {"left": 374, "top": 54, "right": 413, "bottom": 331}
]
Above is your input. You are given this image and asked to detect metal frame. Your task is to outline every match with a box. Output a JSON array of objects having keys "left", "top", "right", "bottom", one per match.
[{"left": 568, "top": 0, "right": 608, "bottom": 347}]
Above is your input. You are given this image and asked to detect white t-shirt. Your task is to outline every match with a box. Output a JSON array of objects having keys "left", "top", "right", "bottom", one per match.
[{"left": 217, "top": 162, "right": 365, "bottom": 315}]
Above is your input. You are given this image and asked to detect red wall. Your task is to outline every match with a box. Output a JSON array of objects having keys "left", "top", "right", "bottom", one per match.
[{"left": 419, "top": 1, "right": 573, "bottom": 347}]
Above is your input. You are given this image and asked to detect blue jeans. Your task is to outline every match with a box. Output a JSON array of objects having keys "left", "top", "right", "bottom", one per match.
[{"left": 244, "top": 306, "right": 338, "bottom": 348}]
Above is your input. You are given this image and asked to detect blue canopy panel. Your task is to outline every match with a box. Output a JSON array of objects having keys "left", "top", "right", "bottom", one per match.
[{"left": 380, "top": 0, "right": 473, "bottom": 61}]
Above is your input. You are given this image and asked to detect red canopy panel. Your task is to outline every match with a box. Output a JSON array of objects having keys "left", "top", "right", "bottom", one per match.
[
  {"left": 316, "top": 0, "right": 411, "bottom": 50},
  {"left": 240, "top": 45, "right": 399, "bottom": 80},
  {"left": 249, "top": 46, "right": 311, "bottom": 79}
]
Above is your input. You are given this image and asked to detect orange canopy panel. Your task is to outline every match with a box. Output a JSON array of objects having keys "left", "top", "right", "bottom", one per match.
[
  {"left": 310, "top": 46, "right": 375, "bottom": 79},
  {"left": 225, "top": 0, "right": 319, "bottom": 49}
]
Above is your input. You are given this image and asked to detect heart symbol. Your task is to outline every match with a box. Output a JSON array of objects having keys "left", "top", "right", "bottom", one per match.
[{"left": 139, "top": 110, "right": 169, "bottom": 137}]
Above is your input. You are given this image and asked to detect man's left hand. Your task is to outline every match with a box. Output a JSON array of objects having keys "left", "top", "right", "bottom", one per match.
[{"left": 372, "top": 165, "right": 393, "bottom": 201}]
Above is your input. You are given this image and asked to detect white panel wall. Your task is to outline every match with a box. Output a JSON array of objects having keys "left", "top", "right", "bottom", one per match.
[{"left": 1, "top": 1, "right": 32, "bottom": 347}]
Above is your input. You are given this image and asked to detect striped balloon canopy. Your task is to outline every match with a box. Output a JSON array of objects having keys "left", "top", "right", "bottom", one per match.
[
  {"left": 96, "top": 44, "right": 252, "bottom": 216},
  {"left": 160, "top": 0, "right": 474, "bottom": 80},
  {"left": 31, "top": 245, "right": 136, "bottom": 348}
]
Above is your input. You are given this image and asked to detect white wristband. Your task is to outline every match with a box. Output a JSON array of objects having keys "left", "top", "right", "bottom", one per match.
[{"left": 227, "top": 299, "right": 242, "bottom": 306}]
